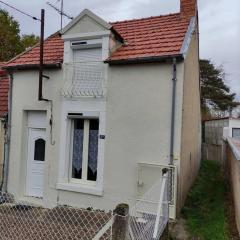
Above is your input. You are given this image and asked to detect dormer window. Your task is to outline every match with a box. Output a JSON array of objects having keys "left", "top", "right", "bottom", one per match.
[
  {"left": 60, "top": 9, "right": 117, "bottom": 98},
  {"left": 72, "top": 44, "right": 102, "bottom": 63},
  {"left": 62, "top": 38, "right": 104, "bottom": 98},
  {"left": 71, "top": 38, "right": 102, "bottom": 63}
]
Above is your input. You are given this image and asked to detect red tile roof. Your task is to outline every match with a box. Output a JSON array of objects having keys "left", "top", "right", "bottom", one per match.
[
  {"left": 0, "top": 63, "right": 9, "bottom": 118},
  {"left": 5, "top": 33, "right": 63, "bottom": 69},
  {"left": 5, "top": 12, "right": 192, "bottom": 68},
  {"left": 109, "top": 13, "right": 189, "bottom": 61}
]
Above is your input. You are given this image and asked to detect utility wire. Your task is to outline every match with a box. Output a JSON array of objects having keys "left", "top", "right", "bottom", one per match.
[{"left": 0, "top": 0, "right": 40, "bottom": 21}]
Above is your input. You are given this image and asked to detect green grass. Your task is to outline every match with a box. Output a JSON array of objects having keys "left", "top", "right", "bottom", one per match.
[{"left": 182, "top": 160, "right": 229, "bottom": 240}]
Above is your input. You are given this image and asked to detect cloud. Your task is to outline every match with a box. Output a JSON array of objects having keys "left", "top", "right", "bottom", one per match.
[{"left": 198, "top": 0, "right": 240, "bottom": 99}]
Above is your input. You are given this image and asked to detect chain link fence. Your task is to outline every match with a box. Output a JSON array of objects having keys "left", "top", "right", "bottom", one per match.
[
  {"left": 0, "top": 192, "right": 112, "bottom": 240},
  {"left": 0, "top": 170, "right": 170, "bottom": 240},
  {"left": 128, "top": 170, "right": 169, "bottom": 240}
]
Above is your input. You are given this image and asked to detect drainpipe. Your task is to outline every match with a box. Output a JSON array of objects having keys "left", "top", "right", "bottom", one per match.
[
  {"left": 170, "top": 58, "right": 177, "bottom": 165},
  {"left": 1, "top": 73, "right": 13, "bottom": 192},
  {"left": 38, "top": 9, "right": 49, "bottom": 102},
  {"left": 38, "top": 9, "right": 55, "bottom": 146}
]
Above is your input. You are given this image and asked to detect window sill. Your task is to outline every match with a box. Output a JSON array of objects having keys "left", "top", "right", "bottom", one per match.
[{"left": 56, "top": 182, "right": 103, "bottom": 196}]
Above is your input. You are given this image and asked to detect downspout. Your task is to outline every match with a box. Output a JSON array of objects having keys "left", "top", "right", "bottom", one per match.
[
  {"left": 1, "top": 73, "right": 13, "bottom": 192},
  {"left": 0, "top": 117, "right": 6, "bottom": 190},
  {"left": 38, "top": 9, "right": 49, "bottom": 102},
  {"left": 170, "top": 58, "right": 177, "bottom": 165}
]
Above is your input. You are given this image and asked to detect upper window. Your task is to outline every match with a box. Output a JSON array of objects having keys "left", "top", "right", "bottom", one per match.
[
  {"left": 232, "top": 128, "right": 240, "bottom": 139},
  {"left": 71, "top": 118, "right": 99, "bottom": 182},
  {"left": 62, "top": 39, "right": 104, "bottom": 98},
  {"left": 73, "top": 48, "right": 102, "bottom": 63}
]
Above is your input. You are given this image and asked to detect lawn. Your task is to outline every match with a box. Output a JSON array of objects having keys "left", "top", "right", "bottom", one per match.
[{"left": 182, "top": 160, "right": 229, "bottom": 240}]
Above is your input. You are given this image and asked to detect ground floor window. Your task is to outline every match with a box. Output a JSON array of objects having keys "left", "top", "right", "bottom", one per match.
[{"left": 71, "top": 118, "right": 99, "bottom": 182}]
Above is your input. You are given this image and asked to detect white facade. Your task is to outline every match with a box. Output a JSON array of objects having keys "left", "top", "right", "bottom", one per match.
[{"left": 7, "top": 9, "right": 201, "bottom": 217}]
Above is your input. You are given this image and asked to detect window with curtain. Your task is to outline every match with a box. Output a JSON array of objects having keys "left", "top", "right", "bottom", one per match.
[{"left": 71, "top": 118, "right": 99, "bottom": 182}]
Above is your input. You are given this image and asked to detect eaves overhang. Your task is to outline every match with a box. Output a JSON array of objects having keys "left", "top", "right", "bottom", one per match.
[
  {"left": 104, "top": 54, "right": 184, "bottom": 65},
  {"left": 3, "top": 63, "right": 62, "bottom": 72}
]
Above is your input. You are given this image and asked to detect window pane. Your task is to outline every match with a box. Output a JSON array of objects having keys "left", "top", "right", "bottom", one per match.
[
  {"left": 34, "top": 139, "right": 45, "bottom": 161},
  {"left": 233, "top": 128, "right": 240, "bottom": 139},
  {"left": 87, "top": 119, "right": 99, "bottom": 181},
  {"left": 72, "top": 119, "right": 84, "bottom": 179}
]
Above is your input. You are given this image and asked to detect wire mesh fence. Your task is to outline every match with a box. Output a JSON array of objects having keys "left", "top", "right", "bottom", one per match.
[
  {"left": 128, "top": 170, "right": 169, "bottom": 240},
  {"left": 0, "top": 192, "right": 112, "bottom": 240},
  {"left": 0, "top": 170, "right": 170, "bottom": 240}
]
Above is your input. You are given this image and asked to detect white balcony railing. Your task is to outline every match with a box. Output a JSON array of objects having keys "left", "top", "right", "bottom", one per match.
[{"left": 61, "top": 62, "right": 105, "bottom": 98}]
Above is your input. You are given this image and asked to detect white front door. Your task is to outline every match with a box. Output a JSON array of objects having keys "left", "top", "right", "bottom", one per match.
[{"left": 26, "top": 128, "right": 46, "bottom": 198}]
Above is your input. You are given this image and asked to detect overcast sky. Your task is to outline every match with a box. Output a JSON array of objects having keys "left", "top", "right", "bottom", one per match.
[{"left": 1, "top": 0, "right": 240, "bottom": 99}]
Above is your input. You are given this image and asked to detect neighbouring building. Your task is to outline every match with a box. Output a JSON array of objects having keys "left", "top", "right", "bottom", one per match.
[
  {"left": 0, "top": 63, "right": 9, "bottom": 186},
  {"left": 203, "top": 117, "right": 240, "bottom": 165},
  {"left": 3, "top": 0, "right": 201, "bottom": 218}
]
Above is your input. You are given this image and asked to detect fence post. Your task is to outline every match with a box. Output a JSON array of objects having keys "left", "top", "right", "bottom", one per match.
[{"left": 112, "top": 203, "right": 129, "bottom": 240}]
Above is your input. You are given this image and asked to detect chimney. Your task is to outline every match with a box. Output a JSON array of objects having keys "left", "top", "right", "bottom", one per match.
[{"left": 180, "top": 0, "right": 197, "bottom": 19}]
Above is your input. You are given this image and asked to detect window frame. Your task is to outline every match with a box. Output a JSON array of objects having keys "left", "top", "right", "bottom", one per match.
[
  {"left": 232, "top": 128, "right": 240, "bottom": 139},
  {"left": 69, "top": 117, "right": 99, "bottom": 186},
  {"left": 57, "top": 108, "right": 105, "bottom": 196}
]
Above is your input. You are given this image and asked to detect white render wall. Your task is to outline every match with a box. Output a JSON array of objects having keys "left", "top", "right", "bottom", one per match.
[
  {"left": 7, "top": 12, "right": 186, "bottom": 211},
  {"left": 7, "top": 61, "right": 184, "bottom": 211},
  {"left": 7, "top": 69, "right": 63, "bottom": 200}
]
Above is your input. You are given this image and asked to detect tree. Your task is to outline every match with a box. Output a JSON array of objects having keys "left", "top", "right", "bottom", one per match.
[
  {"left": 0, "top": 9, "right": 39, "bottom": 62},
  {"left": 21, "top": 34, "right": 39, "bottom": 50},
  {"left": 200, "top": 59, "right": 238, "bottom": 118},
  {"left": 0, "top": 9, "right": 22, "bottom": 61}
]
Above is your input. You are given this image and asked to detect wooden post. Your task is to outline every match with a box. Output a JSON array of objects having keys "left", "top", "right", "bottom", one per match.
[{"left": 112, "top": 203, "right": 129, "bottom": 240}]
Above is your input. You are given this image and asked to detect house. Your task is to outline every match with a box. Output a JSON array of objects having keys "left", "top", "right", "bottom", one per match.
[
  {"left": 203, "top": 117, "right": 240, "bottom": 164},
  {"left": 204, "top": 117, "right": 240, "bottom": 143},
  {"left": 3, "top": 0, "right": 201, "bottom": 218},
  {"left": 231, "top": 104, "right": 240, "bottom": 118},
  {"left": 0, "top": 63, "right": 9, "bottom": 187}
]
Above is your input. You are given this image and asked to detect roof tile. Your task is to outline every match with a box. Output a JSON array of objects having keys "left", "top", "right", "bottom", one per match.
[
  {"left": 5, "top": 12, "right": 191, "bottom": 67},
  {"left": 109, "top": 13, "right": 189, "bottom": 61},
  {"left": 0, "top": 75, "right": 9, "bottom": 117}
]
